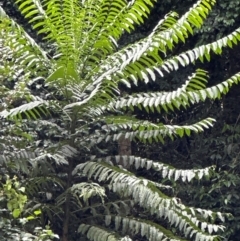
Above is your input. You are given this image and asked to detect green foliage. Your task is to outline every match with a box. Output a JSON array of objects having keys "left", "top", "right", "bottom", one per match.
[
  {"left": 0, "top": 0, "right": 239, "bottom": 240},
  {"left": 0, "top": 176, "right": 58, "bottom": 241},
  {"left": 1, "top": 175, "right": 27, "bottom": 218}
]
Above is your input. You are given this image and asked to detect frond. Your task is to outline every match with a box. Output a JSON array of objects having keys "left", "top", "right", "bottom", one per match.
[
  {"left": 105, "top": 215, "right": 184, "bottom": 240},
  {"left": 100, "top": 0, "right": 156, "bottom": 38},
  {"left": 16, "top": 0, "right": 78, "bottom": 59},
  {"left": 0, "top": 127, "right": 33, "bottom": 150},
  {"left": 78, "top": 224, "right": 121, "bottom": 241},
  {"left": 0, "top": 149, "right": 36, "bottom": 174},
  {"left": 77, "top": 0, "right": 157, "bottom": 78},
  {"left": 82, "top": 0, "right": 157, "bottom": 60},
  {"left": 78, "top": 69, "right": 207, "bottom": 117},
  {"left": 31, "top": 153, "right": 69, "bottom": 169},
  {"left": 73, "top": 161, "right": 165, "bottom": 194},
  {"left": 57, "top": 145, "right": 78, "bottom": 159},
  {"left": 98, "top": 117, "right": 215, "bottom": 143},
  {"left": 95, "top": 156, "right": 215, "bottom": 182},
  {"left": 156, "top": 28, "right": 240, "bottom": 76},
  {"left": 0, "top": 6, "right": 48, "bottom": 60},
  {"left": 73, "top": 161, "right": 225, "bottom": 239},
  {"left": 0, "top": 148, "right": 69, "bottom": 176},
  {"left": 93, "top": 0, "right": 216, "bottom": 86},
  {"left": 70, "top": 182, "right": 106, "bottom": 205},
  {"left": 103, "top": 70, "right": 240, "bottom": 116},
  {"left": 106, "top": 69, "right": 209, "bottom": 113},
  {"left": 186, "top": 27, "right": 240, "bottom": 62},
  {"left": 0, "top": 7, "right": 49, "bottom": 79},
  {"left": 56, "top": 182, "right": 106, "bottom": 209},
  {"left": 25, "top": 176, "right": 64, "bottom": 197},
  {"left": 111, "top": 182, "right": 225, "bottom": 240},
  {"left": 0, "top": 98, "right": 50, "bottom": 120},
  {"left": 90, "top": 156, "right": 172, "bottom": 190}
]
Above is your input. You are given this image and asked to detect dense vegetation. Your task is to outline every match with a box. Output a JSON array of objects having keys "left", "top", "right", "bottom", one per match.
[{"left": 0, "top": 0, "right": 240, "bottom": 241}]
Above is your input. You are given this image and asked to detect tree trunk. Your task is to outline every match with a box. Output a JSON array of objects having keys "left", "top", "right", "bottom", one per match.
[{"left": 118, "top": 136, "right": 131, "bottom": 168}]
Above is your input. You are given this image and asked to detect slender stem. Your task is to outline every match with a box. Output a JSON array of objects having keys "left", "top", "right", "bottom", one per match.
[
  {"left": 62, "top": 160, "right": 72, "bottom": 241},
  {"left": 62, "top": 112, "right": 77, "bottom": 241}
]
